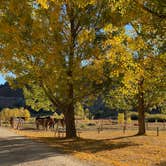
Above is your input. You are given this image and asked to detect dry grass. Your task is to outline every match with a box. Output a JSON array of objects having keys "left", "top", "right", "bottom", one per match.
[{"left": 15, "top": 129, "right": 166, "bottom": 166}]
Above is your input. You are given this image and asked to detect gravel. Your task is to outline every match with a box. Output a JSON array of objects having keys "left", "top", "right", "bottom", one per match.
[{"left": 0, "top": 127, "right": 94, "bottom": 166}]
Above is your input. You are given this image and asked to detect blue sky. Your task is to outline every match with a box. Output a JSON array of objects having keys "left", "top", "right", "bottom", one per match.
[{"left": 0, "top": 75, "right": 6, "bottom": 85}]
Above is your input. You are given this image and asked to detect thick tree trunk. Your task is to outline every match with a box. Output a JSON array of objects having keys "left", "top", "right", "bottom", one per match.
[
  {"left": 137, "top": 78, "right": 146, "bottom": 135},
  {"left": 65, "top": 103, "right": 77, "bottom": 138},
  {"left": 137, "top": 106, "right": 146, "bottom": 135},
  {"left": 63, "top": 4, "right": 77, "bottom": 138}
]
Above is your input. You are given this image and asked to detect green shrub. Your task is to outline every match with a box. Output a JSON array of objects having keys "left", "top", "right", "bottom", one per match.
[
  {"left": 146, "top": 114, "right": 166, "bottom": 122},
  {"left": 80, "top": 123, "right": 86, "bottom": 128},
  {"left": 118, "top": 113, "right": 124, "bottom": 124},
  {"left": 129, "top": 112, "right": 166, "bottom": 122},
  {"left": 127, "top": 116, "right": 132, "bottom": 123}
]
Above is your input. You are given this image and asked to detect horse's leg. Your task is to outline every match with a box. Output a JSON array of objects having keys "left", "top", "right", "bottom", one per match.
[
  {"left": 61, "top": 120, "right": 65, "bottom": 137},
  {"left": 55, "top": 122, "right": 59, "bottom": 137},
  {"left": 16, "top": 119, "right": 19, "bottom": 130},
  {"left": 44, "top": 120, "right": 47, "bottom": 131}
]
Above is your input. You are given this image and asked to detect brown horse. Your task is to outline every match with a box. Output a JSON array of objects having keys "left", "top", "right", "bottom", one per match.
[
  {"left": 35, "top": 116, "right": 53, "bottom": 130},
  {"left": 52, "top": 118, "right": 65, "bottom": 128},
  {"left": 35, "top": 116, "right": 65, "bottom": 131}
]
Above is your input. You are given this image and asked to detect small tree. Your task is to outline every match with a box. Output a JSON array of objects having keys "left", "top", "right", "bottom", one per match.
[
  {"left": 118, "top": 113, "right": 124, "bottom": 125},
  {"left": 75, "top": 102, "right": 85, "bottom": 120}
]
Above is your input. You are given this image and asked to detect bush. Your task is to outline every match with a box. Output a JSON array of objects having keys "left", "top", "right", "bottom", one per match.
[
  {"left": 118, "top": 113, "right": 124, "bottom": 124},
  {"left": 129, "top": 112, "right": 166, "bottom": 122},
  {"left": 127, "top": 116, "right": 132, "bottom": 123},
  {"left": 0, "top": 108, "right": 30, "bottom": 121},
  {"left": 80, "top": 123, "right": 86, "bottom": 128},
  {"left": 146, "top": 114, "right": 166, "bottom": 122}
]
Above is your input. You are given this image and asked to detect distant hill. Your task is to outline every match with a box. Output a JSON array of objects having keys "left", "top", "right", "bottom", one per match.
[
  {"left": 0, "top": 82, "right": 24, "bottom": 97},
  {"left": 0, "top": 82, "right": 25, "bottom": 110}
]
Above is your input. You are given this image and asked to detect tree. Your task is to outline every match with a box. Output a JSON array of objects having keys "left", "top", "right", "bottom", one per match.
[
  {"left": 0, "top": 0, "right": 133, "bottom": 138},
  {"left": 106, "top": 34, "right": 166, "bottom": 135},
  {"left": 104, "top": 0, "right": 166, "bottom": 135},
  {"left": 1, "top": 0, "right": 164, "bottom": 137}
]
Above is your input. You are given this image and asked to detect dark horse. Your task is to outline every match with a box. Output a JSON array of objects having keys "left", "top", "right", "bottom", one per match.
[{"left": 35, "top": 116, "right": 65, "bottom": 131}]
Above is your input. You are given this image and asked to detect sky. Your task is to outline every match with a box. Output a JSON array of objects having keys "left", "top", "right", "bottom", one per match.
[{"left": 0, "top": 75, "right": 6, "bottom": 85}]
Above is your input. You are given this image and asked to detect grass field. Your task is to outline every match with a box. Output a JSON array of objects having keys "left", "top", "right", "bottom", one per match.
[{"left": 15, "top": 128, "right": 166, "bottom": 166}]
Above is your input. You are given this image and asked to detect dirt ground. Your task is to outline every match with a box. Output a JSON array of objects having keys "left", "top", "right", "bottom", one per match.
[
  {"left": 14, "top": 129, "right": 166, "bottom": 166},
  {"left": 0, "top": 127, "right": 94, "bottom": 166}
]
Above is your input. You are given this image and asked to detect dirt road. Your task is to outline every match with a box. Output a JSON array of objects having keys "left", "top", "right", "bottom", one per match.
[{"left": 0, "top": 127, "right": 93, "bottom": 166}]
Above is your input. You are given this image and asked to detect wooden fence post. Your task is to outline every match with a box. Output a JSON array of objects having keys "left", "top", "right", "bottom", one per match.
[{"left": 157, "top": 127, "right": 159, "bottom": 136}]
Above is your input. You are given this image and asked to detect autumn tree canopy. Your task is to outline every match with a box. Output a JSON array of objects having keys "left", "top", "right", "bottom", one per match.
[{"left": 0, "top": 0, "right": 165, "bottom": 137}]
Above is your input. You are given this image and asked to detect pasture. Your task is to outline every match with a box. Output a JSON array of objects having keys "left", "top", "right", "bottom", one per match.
[{"left": 11, "top": 119, "right": 166, "bottom": 166}]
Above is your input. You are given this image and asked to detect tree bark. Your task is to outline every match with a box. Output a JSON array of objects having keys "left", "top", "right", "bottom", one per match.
[
  {"left": 64, "top": 102, "right": 77, "bottom": 138},
  {"left": 63, "top": 5, "right": 77, "bottom": 138},
  {"left": 137, "top": 104, "right": 146, "bottom": 135},
  {"left": 137, "top": 78, "right": 146, "bottom": 135}
]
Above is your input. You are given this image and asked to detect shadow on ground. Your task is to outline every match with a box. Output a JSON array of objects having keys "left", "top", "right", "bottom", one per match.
[
  {"left": 38, "top": 135, "right": 140, "bottom": 154},
  {"left": 157, "top": 161, "right": 166, "bottom": 166},
  {"left": 0, "top": 136, "right": 60, "bottom": 166}
]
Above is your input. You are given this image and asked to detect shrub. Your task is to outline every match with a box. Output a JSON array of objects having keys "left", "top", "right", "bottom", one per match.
[
  {"left": 146, "top": 114, "right": 166, "bottom": 122},
  {"left": 128, "top": 112, "right": 166, "bottom": 122},
  {"left": 127, "top": 116, "right": 132, "bottom": 124},
  {"left": 118, "top": 113, "right": 124, "bottom": 124},
  {"left": 80, "top": 123, "right": 86, "bottom": 128},
  {"left": 0, "top": 108, "right": 30, "bottom": 121}
]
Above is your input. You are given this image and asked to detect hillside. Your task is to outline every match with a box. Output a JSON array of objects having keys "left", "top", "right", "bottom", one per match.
[{"left": 0, "top": 82, "right": 25, "bottom": 109}]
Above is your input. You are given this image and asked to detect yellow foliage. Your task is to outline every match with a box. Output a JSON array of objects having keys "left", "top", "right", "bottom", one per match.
[{"left": 0, "top": 108, "right": 30, "bottom": 121}]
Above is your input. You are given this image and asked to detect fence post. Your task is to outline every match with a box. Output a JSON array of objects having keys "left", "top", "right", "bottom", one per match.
[{"left": 157, "top": 127, "right": 159, "bottom": 136}]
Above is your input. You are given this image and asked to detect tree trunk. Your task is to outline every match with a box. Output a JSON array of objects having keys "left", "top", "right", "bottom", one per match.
[
  {"left": 137, "top": 78, "right": 146, "bottom": 135},
  {"left": 137, "top": 106, "right": 146, "bottom": 135},
  {"left": 63, "top": 4, "right": 77, "bottom": 138},
  {"left": 65, "top": 103, "right": 77, "bottom": 138}
]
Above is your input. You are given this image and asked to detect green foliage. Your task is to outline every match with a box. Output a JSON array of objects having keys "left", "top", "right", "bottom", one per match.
[
  {"left": 0, "top": 108, "right": 30, "bottom": 121},
  {"left": 52, "top": 112, "right": 64, "bottom": 119},
  {"left": 0, "top": 0, "right": 165, "bottom": 137},
  {"left": 146, "top": 114, "right": 166, "bottom": 122},
  {"left": 118, "top": 113, "right": 124, "bottom": 124},
  {"left": 127, "top": 116, "right": 132, "bottom": 124},
  {"left": 129, "top": 112, "right": 166, "bottom": 122},
  {"left": 75, "top": 102, "right": 90, "bottom": 120},
  {"left": 23, "top": 84, "right": 54, "bottom": 111}
]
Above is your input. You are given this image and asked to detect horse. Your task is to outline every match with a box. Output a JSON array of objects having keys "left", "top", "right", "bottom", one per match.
[
  {"left": 10, "top": 117, "right": 25, "bottom": 130},
  {"left": 50, "top": 118, "right": 65, "bottom": 130},
  {"left": 35, "top": 116, "right": 65, "bottom": 131},
  {"left": 35, "top": 116, "right": 54, "bottom": 130}
]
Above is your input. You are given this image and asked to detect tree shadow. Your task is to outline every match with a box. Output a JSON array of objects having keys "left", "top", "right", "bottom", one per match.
[
  {"left": 38, "top": 136, "right": 140, "bottom": 154},
  {"left": 110, "top": 134, "right": 142, "bottom": 140},
  {"left": 0, "top": 136, "right": 61, "bottom": 166},
  {"left": 156, "top": 161, "right": 166, "bottom": 166}
]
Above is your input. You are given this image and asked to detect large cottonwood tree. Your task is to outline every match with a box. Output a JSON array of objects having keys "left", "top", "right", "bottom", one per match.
[
  {"left": 0, "top": 0, "right": 132, "bottom": 137},
  {"left": 1, "top": 0, "right": 165, "bottom": 137}
]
